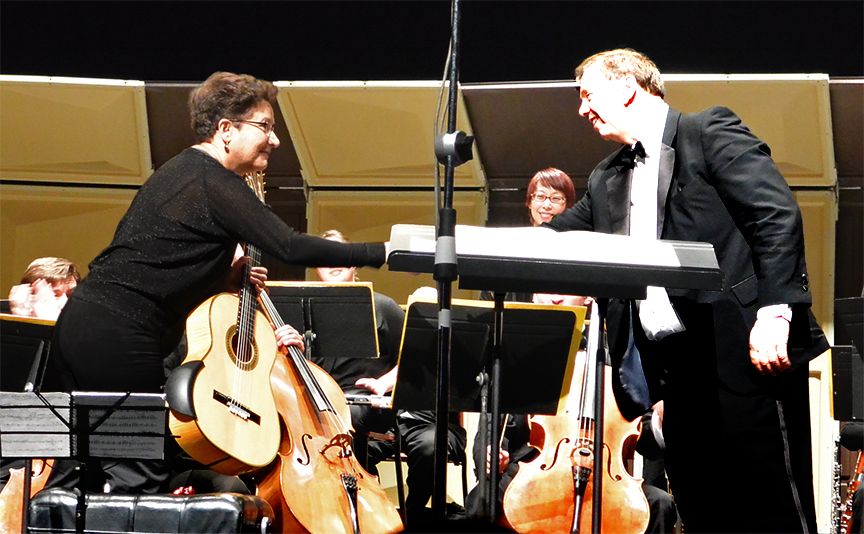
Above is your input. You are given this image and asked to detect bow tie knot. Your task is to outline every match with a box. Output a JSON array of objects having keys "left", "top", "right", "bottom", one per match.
[{"left": 619, "top": 141, "right": 646, "bottom": 168}]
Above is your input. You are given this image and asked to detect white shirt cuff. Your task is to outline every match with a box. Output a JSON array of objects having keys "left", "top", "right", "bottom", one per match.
[{"left": 757, "top": 304, "right": 792, "bottom": 322}]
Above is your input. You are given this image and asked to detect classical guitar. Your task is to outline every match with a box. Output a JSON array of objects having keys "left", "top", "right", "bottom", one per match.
[{"left": 166, "top": 173, "right": 280, "bottom": 475}]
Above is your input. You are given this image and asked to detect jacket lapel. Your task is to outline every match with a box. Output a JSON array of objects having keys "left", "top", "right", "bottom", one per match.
[
  {"left": 657, "top": 109, "right": 680, "bottom": 238},
  {"left": 605, "top": 147, "right": 633, "bottom": 236}
]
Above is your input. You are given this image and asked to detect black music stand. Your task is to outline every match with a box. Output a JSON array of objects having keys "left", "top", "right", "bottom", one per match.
[
  {"left": 1, "top": 314, "right": 62, "bottom": 393},
  {"left": 266, "top": 282, "right": 379, "bottom": 363},
  {"left": 833, "top": 297, "right": 864, "bottom": 421},
  {"left": 0, "top": 391, "right": 167, "bottom": 533},
  {"left": 392, "top": 297, "right": 585, "bottom": 519}
]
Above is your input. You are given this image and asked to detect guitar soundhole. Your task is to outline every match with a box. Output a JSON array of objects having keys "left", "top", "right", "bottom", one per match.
[{"left": 225, "top": 325, "right": 259, "bottom": 370}]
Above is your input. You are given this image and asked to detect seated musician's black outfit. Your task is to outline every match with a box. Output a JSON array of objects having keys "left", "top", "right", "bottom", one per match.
[
  {"left": 371, "top": 410, "right": 467, "bottom": 522},
  {"left": 48, "top": 148, "right": 386, "bottom": 494}
]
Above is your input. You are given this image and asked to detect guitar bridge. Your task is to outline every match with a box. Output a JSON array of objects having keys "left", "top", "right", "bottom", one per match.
[{"left": 213, "top": 390, "right": 261, "bottom": 425}]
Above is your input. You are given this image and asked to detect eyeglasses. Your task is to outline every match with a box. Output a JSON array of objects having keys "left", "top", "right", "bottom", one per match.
[
  {"left": 531, "top": 193, "right": 566, "bottom": 205},
  {"left": 231, "top": 119, "right": 276, "bottom": 136}
]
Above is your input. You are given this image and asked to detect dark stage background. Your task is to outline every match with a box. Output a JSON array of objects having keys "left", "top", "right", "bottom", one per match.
[{"left": 2, "top": 1, "right": 862, "bottom": 83}]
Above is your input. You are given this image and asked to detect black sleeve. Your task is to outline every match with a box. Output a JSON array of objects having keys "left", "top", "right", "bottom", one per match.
[
  {"left": 375, "top": 293, "right": 406, "bottom": 369},
  {"left": 545, "top": 187, "right": 595, "bottom": 232},
  {"left": 206, "top": 173, "right": 386, "bottom": 269}
]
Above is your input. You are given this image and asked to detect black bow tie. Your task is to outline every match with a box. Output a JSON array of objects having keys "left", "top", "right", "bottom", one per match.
[{"left": 618, "top": 141, "right": 646, "bottom": 169}]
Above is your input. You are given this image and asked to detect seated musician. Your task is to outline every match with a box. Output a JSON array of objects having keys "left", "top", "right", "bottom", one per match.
[
  {"left": 7, "top": 257, "right": 80, "bottom": 320},
  {"left": 283, "top": 229, "right": 405, "bottom": 473}
]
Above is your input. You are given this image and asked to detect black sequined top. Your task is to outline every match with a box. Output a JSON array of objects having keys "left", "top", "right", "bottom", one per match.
[{"left": 73, "top": 147, "right": 386, "bottom": 331}]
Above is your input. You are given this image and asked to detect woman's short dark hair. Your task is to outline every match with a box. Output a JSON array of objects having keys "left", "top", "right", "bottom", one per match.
[
  {"left": 526, "top": 168, "right": 577, "bottom": 210},
  {"left": 189, "top": 72, "right": 278, "bottom": 142}
]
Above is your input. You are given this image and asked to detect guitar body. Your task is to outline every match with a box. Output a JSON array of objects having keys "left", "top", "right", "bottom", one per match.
[{"left": 169, "top": 292, "right": 280, "bottom": 475}]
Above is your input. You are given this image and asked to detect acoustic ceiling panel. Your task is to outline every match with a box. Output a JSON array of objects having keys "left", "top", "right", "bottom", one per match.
[
  {"left": 0, "top": 76, "right": 152, "bottom": 185},
  {"left": 663, "top": 74, "right": 836, "bottom": 188},
  {"left": 275, "top": 81, "right": 486, "bottom": 188}
]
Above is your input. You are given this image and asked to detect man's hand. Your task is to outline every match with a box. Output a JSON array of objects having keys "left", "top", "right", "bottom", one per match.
[
  {"left": 484, "top": 446, "right": 510, "bottom": 475},
  {"left": 749, "top": 317, "right": 791, "bottom": 375},
  {"left": 355, "top": 366, "right": 398, "bottom": 396}
]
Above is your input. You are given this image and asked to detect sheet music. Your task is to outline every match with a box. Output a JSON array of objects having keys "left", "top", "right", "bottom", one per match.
[{"left": 391, "top": 224, "right": 681, "bottom": 268}]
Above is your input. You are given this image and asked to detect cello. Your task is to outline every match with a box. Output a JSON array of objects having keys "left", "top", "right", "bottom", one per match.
[
  {"left": 501, "top": 303, "right": 650, "bottom": 534},
  {"left": 230, "top": 173, "right": 401, "bottom": 534},
  {"left": 252, "top": 288, "right": 403, "bottom": 534}
]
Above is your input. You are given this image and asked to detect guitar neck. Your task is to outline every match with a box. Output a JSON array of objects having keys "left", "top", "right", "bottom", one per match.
[{"left": 236, "top": 244, "right": 262, "bottom": 338}]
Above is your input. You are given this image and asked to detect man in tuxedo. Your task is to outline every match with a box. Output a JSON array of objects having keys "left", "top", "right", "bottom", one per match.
[{"left": 547, "top": 49, "right": 828, "bottom": 533}]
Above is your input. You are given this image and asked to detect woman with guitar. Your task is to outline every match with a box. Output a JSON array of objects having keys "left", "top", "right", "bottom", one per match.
[{"left": 48, "top": 71, "right": 388, "bottom": 495}]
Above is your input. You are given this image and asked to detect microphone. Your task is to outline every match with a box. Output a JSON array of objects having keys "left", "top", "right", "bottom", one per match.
[{"left": 840, "top": 423, "right": 863, "bottom": 451}]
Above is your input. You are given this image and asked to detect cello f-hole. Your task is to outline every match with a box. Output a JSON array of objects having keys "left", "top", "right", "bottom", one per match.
[
  {"left": 541, "top": 437, "right": 571, "bottom": 471},
  {"left": 298, "top": 434, "right": 313, "bottom": 466},
  {"left": 603, "top": 443, "right": 622, "bottom": 481}
]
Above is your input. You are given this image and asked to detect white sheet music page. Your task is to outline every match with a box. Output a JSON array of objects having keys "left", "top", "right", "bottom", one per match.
[{"left": 389, "top": 224, "right": 681, "bottom": 267}]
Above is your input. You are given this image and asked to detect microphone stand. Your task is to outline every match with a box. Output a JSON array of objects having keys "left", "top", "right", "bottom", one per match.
[{"left": 431, "top": 0, "right": 473, "bottom": 521}]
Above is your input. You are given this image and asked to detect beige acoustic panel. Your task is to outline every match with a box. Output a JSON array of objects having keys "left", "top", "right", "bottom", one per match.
[
  {"left": 305, "top": 189, "right": 488, "bottom": 305},
  {"left": 0, "top": 184, "right": 136, "bottom": 296},
  {"left": 664, "top": 75, "right": 836, "bottom": 188},
  {"left": 0, "top": 76, "right": 152, "bottom": 185},
  {"left": 275, "top": 81, "right": 485, "bottom": 188},
  {"left": 792, "top": 189, "right": 837, "bottom": 533},
  {"left": 794, "top": 190, "right": 837, "bottom": 339}
]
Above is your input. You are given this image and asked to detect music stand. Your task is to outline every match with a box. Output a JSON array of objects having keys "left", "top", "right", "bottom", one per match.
[
  {"left": 266, "top": 282, "right": 379, "bottom": 363},
  {"left": 392, "top": 297, "right": 585, "bottom": 518},
  {"left": 0, "top": 391, "right": 167, "bottom": 533},
  {"left": 833, "top": 297, "right": 864, "bottom": 422},
  {"left": 1, "top": 314, "right": 62, "bottom": 393}
]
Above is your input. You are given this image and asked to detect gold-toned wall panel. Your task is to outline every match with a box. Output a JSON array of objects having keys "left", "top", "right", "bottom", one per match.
[
  {"left": 0, "top": 184, "right": 135, "bottom": 296},
  {"left": 665, "top": 75, "right": 836, "bottom": 188},
  {"left": 275, "top": 81, "right": 485, "bottom": 188},
  {"left": 795, "top": 190, "right": 838, "bottom": 338},
  {"left": 794, "top": 190, "right": 837, "bottom": 533},
  {"left": 0, "top": 76, "right": 152, "bottom": 185},
  {"left": 306, "top": 189, "right": 488, "bottom": 305}
]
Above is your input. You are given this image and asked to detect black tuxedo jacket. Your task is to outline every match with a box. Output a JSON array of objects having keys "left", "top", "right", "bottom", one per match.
[{"left": 548, "top": 106, "right": 828, "bottom": 418}]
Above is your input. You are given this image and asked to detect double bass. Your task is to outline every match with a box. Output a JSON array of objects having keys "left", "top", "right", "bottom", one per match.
[
  {"left": 502, "top": 303, "right": 650, "bottom": 534},
  {"left": 235, "top": 173, "right": 401, "bottom": 534},
  {"left": 253, "top": 282, "right": 403, "bottom": 534}
]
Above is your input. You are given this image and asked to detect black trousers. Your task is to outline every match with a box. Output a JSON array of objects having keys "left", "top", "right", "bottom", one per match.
[
  {"left": 367, "top": 411, "right": 467, "bottom": 520},
  {"left": 646, "top": 301, "right": 818, "bottom": 534},
  {"left": 47, "top": 297, "right": 173, "bottom": 494}
]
